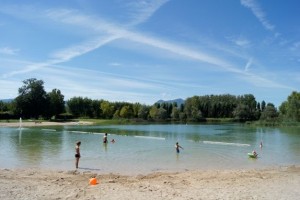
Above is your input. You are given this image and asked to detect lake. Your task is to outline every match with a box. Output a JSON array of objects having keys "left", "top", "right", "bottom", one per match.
[{"left": 0, "top": 124, "right": 299, "bottom": 175}]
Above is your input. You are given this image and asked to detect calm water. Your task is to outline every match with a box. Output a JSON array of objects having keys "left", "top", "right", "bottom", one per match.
[{"left": 1, "top": 124, "right": 300, "bottom": 175}]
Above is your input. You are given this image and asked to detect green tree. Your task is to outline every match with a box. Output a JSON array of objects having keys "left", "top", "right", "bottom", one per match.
[
  {"left": 47, "top": 89, "right": 65, "bottom": 118},
  {"left": 260, "top": 103, "right": 278, "bottom": 121},
  {"left": 15, "top": 78, "right": 49, "bottom": 119},
  {"left": 100, "top": 100, "right": 115, "bottom": 119},
  {"left": 132, "top": 103, "right": 141, "bottom": 118},
  {"left": 91, "top": 100, "right": 102, "bottom": 118},
  {"left": 171, "top": 106, "right": 180, "bottom": 121},
  {"left": 149, "top": 106, "right": 159, "bottom": 120},
  {"left": 113, "top": 109, "right": 120, "bottom": 119},
  {"left": 233, "top": 104, "right": 250, "bottom": 121},
  {"left": 120, "top": 105, "right": 133, "bottom": 118},
  {"left": 138, "top": 105, "right": 149, "bottom": 120},
  {"left": 67, "top": 97, "right": 83, "bottom": 118},
  {"left": 280, "top": 91, "right": 300, "bottom": 121},
  {"left": 261, "top": 100, "right": 266, "bottom": 111},
  {"left": 157, "top": 107, "right": 168, "bottom": 120}
]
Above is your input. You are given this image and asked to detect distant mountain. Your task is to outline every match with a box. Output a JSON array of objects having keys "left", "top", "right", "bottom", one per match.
[
  {"left": 156, "top": 98, "right": 185, "bottom": 105},
  {"left": 0, "top": 99, "right": 14, "bottom": 103}
]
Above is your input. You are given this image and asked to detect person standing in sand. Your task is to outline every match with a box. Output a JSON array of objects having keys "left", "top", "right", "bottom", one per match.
[
  {"left": 175, "top": 142, "right": 183, "bottom": 153},
  {"left": 75, "top": 141, "right": 81, "bottom": 169}
]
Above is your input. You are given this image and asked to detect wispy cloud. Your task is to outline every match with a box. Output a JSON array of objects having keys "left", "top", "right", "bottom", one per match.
[
  {"left": 290, "top": 41, "right": 300, "bottom": 51},
  {"left": 0, "top": 47, "right": 19, "bottom": 55},
  {"left": 244, "top": 58, "right": 252, "bottom": 72},
  {"left": 241, "top": 0, "right": 275, "bottom": 31},
  {"left": 50, "top": 36, "right": 120, "bottom": 61},
  {"left": 109, "top": 62, "right": 122, "bottom": 66},
  {"left": 234, "top": 37, "right": 250, "bottom": 47},
  {"left": 1, "top": 5, "right": 291, "bottom": 91},
  {"left": 125, "top": 0, "right": 170, "bottom": 25},
  {"left": 226, "top": 35, "right": 251, "bottom": 48}
]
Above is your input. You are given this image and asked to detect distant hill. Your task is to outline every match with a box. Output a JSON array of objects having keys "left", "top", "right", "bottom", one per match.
[
  {"left": 0, "top": 99, "right": 14, "bottom": 103},
  {"left": 156, "top": 98, "right": 185, "bottom": 105}
]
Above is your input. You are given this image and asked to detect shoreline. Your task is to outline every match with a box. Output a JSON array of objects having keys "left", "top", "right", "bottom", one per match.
[
  {"left": 1, "top": 165, "right": 299, "bottom": 199},
  {"left": 0, "top": 121, "right": 93, "bottom": 127}
]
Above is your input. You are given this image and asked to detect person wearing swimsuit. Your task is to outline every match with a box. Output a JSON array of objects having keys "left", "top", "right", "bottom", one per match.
[
  {"left": 175, "top": 142, "right": 183, "bottom": 153},
  {"left": 103, "top": 133, "right": 108, "bottom": 144},
  {"left": 75, "top": 141, "right": 81, "bottom": 169}
]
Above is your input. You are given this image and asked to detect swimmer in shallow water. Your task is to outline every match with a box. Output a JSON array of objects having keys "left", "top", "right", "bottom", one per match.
[
  {"left": 75, "top": 141, "right": 81, "bottom": 169},
  {"left": 103, "top": 133, "right": 108, "bottom": 144},
  {"left": 175, "top": 142, "right": 183, "bottom": 153}
]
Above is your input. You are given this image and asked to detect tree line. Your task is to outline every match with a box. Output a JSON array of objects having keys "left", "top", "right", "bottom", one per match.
[{"left": 1, "top": 78, "right": 300, "bottom": 123}]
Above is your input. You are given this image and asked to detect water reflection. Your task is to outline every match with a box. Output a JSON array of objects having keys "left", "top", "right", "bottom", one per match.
[
  {"left": 10, "top": 128, "right": 64, "bottom": 166},
  {"left": 19, "top": 128, "right": 22, "bottom": 144}
]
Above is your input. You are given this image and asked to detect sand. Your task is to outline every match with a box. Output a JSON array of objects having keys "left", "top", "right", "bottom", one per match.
[
  {"left": 0, "top": 121, "right": 93, "bottom": 127},
  {"left": 0, "top": 166, "right": 299, "bottom": 200}
]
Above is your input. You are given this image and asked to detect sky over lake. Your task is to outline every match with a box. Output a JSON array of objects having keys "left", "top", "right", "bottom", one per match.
[{"left": 0, "top": 0, "right": 299, "bottom": 106}]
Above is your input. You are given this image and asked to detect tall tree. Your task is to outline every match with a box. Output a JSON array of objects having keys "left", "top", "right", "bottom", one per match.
[
  {"left": 120, "top": 105, "right": 133, "bottom": 118},
  {"left": 47, "top": 89, "right": 65, "bottom": 118},
  {"left": 15, "top": 78, "right": 49, "bottom": 119},
  {"left": 138, "top": 105, "right": 150, "bottom": 120},
  {"left": 280, "top": 91, "right": 300, "bottom": 121},
  {"left": 260, "top": 103, "right": 278, "bottom": 121},
  {"left": 100, "top": 100, "right": 114, "bottom": 119}
]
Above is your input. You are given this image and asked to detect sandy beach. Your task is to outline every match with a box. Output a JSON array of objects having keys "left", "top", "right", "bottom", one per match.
[
  {"left": 0, "top": 166, "right": 299, "bottom": 200},
  {"left": 0, "top": 121, "right": 93, "bottom": 127}
]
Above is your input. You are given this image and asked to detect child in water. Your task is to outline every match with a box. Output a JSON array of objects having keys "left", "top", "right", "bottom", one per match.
[
  {"left": 75, "top": 141, "right": 81, "bottom": 169},
  {"left": 252, "top": 150, "right": 257, "bottom": 157},
  {"left": 175, "top": 142, "right": 183, "bottom": 153},
  {"left": 103, "top": 133, "right": 108, "bottom": 144}
]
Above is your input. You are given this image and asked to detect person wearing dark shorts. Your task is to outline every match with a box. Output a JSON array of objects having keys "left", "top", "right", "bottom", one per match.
[
  {"left": 75, "top": 141, "right": 81, "bottom": 169},
  {"left": 175, "top": 142, "right": 183, "bottom": 153},
  {"left": 103, "top": 133, "right": 108, "bottom": 144}
]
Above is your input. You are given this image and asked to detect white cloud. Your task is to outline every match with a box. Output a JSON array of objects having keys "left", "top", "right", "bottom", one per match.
[
  {"left": 227, "top": 35, "right": 251, "bottom": 47},
  {"left": 241, "top": 0, "right": 275, "bottom": 31},
  {"left": 0, "top": 47, "right": 19, "bottom": 55},
  {"left": 125, "top": 0, "right": 170, "bottom": 25},
  {"left": 235, "top": 38, "right": 250, "bottom": 47}
]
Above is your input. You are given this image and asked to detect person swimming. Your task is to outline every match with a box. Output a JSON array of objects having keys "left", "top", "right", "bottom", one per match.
[{"left": 252, "top": 150, "right": 257, "bottom": 157}]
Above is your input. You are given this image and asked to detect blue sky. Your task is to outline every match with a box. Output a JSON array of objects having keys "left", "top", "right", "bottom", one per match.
[{"left": 0, "top": 0, "right": 299, "bottom": 107}]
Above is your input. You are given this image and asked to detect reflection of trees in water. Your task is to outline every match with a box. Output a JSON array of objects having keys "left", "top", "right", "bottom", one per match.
[
  {"left": 279, "top": 127, "right": 300, "bottom": 155},
  {"left": 11, "top": 128, "right": 63, "bottom": 165}
]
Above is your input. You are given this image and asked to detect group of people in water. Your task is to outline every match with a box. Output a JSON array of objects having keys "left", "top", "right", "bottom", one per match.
[
  {"left": 75, "top": 133, "right": 264, "bottom": 169},
  {"left": 74, "top": 133, "right": 184, "bottom": 169}
]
